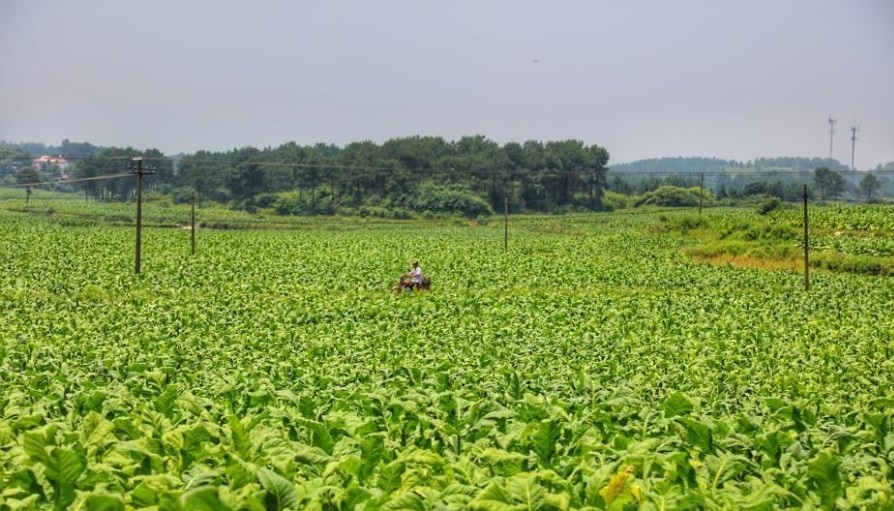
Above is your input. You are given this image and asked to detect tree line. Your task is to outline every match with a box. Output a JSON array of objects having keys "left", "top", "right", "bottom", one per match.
[
  {"left": 0, "top": 136, "right": 608, "bottom": 217},
  {"left": 175, "top": 137, "right": 610, "bottom": 216},
  {"left": 611, "top": 156, "right": 852, "bottom": 174},
  {"left": 608, "top": 157, "right": 891, "bottom": 204},
  {"left": 3, "top": 140, "right": 891, "bottom": 215}
]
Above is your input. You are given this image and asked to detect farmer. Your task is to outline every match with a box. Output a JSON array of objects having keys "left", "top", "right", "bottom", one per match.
[{"left": 400, "top": 260, "right": 424, "bottom": 290}]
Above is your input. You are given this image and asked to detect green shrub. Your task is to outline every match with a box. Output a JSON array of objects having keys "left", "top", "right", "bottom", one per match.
[
  {"left": 602, "top": 191, "right": 628, "bottom": 210},
  {"left": 634, "top": 186, "right": 706, "bottom": 207},
  {"left": 254, "top": 193, "right": 279, "bottom": 208},
  {"left": 812, "top": 252, "right": 893, "bottom": 275},
  {"left": 411, "top": 183, "right": 493, "bottom": 218},
  {"left": 678, "top": 215, "right": 709, "bottom": 231},
  {"left": 757, "top": 197, "right": 783, "bottom": 215}
]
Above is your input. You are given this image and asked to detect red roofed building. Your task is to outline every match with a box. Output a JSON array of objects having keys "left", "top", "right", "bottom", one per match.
[{"left": 32, "top": 155, "right": 71, "bottom": 179}]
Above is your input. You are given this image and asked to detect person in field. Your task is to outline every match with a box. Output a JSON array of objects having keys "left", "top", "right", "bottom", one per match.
[
  {"left": 401, "top": 260, "right": 424, "bottom": 290},
  {"left": 392, "top": 260, "right": 430, "bottom": 293}
]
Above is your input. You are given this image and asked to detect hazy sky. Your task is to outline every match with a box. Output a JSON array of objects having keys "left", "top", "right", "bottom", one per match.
[{"left": 2, "top": 1, "right": 892, "bottom": 168}]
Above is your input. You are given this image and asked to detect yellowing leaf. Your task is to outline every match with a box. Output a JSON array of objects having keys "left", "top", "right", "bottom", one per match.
[{"left": 599, "top": 465, "right": 635, "bottom": 507}]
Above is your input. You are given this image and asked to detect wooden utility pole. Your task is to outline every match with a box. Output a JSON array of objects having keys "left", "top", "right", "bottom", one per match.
[
  {"left": 504, "top": 195, "right": 509, "bottom": 251},
  {"left": 130, "top": 158, "right": 155, "bottom": 274},
  {"left": 191, "top": 191, "right": 197, "bottom": 255},
  {"left": 698, "top": 173, "right": 704, "bottom": 214},
  {"left": 803, "top": 185, "right": 809, "bottom": 291}
]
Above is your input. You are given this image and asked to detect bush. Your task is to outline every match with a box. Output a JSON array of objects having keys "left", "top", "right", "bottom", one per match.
[
  {"left": 411, "top": 183, "right": 493, "bottom": 218},
  {"left": 757, "top": 197, "right": 783, "bottom": 215},
  {"left": 812, "top": 252, "right": 893, "bottom": 276},
  {"left": 210, "top": 188, "right": 231, "bottom": 204},
  {"left": 602, "top": 191, "right": 628, "bottom": 210},
  {"left": 170, "top": 187, "right": 196, "bottom": 204},
  {"left": 267, "top": 191, "right": 301, "bottom": 215},
  {"left": 231, "top": 200, "right": 257, "bottom": 214},
  {"left": 254, "top": 193, "right": 279, "bottom": 208},
  {"left": 678, "top": 215, "right": 708, "bottom": 232},
  {"left": 633, "top": 186, "right": 709, "bottom": 208}
]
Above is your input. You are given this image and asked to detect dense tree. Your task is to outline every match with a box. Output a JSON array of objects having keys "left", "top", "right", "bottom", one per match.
[
  {"left": 340, "top": 141, "right": 383, "bottom": 200},
  {"left": 74, "top": 147, "right": 172, "bottom": 200},
  {"left": 58, "top": 139, "right": 102, "bottom": 159},
  {"left": 3, "top": 142, "right": 49, "bottom": 157},
  {"left": 0, "top": 140, "right": 102, "bottom": 159},
  {"left": 612, "top": 157, "right": 859, "bottom": 200},
  {"left": 754, "top": 156, "right": 848, "bottom": 173},
  {"left": 813, "top": 167, "right": 834, "bottom": 201},
  {"left": 858, "top": 173, "right": 881, "bottom": 202},
  {"left": 382, "top": 136, "right": 450, "bottom": 170},
  {"left": 0, "top": 145, "right": 29, "bottom": 181},
  {"left": 829, "top": 171, "right": 847, "bottom": 200},
  {"left": 75, "top": 148, "right": 139, "bottom": 200},
  {"left": 633, "top": 185, "right": 710, "bottom": 207},
  {"left": 441, "top": 135, "right": 509, "bottom": 204},
  {"left": 142, "top": 148, "right": 174, "bottom": 190},
  {"left": 743, "top": 181, "right": 781, "bottom": 197},
  {"left": 11, "top": 135, "right": 894, "bottom": 213},
  {"left": 611, "top": 156, "right": 733, "bottom": 174},
  {"left": 174, "top": 151, "right": 227, "bottom": 204},
  {"left": 609, "top": 176, "right": 633, "bottom": 195},
  {"left": 227, "top": 163, "right": 267, "bottom": 201},
  {"left": 14, "top": 166, "right": 39, "bottom": 186}
]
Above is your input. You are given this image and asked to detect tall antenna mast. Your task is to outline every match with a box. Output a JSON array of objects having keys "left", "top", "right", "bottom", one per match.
[
  {"left": 828, "top": 117, "right": 837, "bottom": 160},
  {"left": 850, "top": 124, "right": 859, "bottom": 170}
]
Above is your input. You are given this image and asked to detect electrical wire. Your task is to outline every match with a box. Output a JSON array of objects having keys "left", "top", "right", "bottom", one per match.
[
  {"left": 4, "top": 173, "right": 132, "bottom": 188},
  {"left": 7, "top": 154, "right": 891, "bottom": 177}
]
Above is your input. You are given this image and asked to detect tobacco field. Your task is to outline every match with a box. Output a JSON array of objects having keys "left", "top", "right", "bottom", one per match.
[{"left": 0, "top": 204, "right": 892, "bottom": 510}]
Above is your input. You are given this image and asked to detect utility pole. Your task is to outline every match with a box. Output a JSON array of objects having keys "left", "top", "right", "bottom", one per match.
[
  {"left": 129, "top": 157, "right": 155, "bottom": 274},
  {"left": 191, "top": 191, "right": 197, "bottom": 255},
  {"left": 698, "top": 173, "right": 704, "bottom": 214},
  {"left": 504, "top": 195, "right": 509, "bottom": 251},
  {"left": 803, "top": 185, "right": 809, "bottom": 291},
  {"left": 850, "top": 124, "right": 859, "bottom": 170},
  {"left": 828, "top": 117, "right": 836, "bottom": 160}
]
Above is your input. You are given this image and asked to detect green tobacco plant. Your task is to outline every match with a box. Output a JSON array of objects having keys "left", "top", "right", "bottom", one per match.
[{"left": 0, "top": 206, "right": 891, "bottom": 509}]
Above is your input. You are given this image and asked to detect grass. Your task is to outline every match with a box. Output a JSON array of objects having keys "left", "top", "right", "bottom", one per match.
[{"left": 655, "top": 209, "right": 894, "bottom": 277}]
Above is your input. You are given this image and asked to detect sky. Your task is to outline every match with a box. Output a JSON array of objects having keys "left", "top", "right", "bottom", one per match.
[{"left": 1, "top": 1, "right": 892, "bottom": 168}]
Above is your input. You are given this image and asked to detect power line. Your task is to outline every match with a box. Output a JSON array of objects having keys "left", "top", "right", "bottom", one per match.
[
  {"left": 5, "top": 155, "right": 394, "bottom": 171},
  {"left": 9, "top": 154, "right": 889, "bottom": 177},
  {"left": 0, "top": 194, "right": 108, "bottom": 201},
  {"left": 4, "top": 173, "right": 131, "bottom": 188},
  {"left": 2, "top": 168, "right": 892, "bottom": 194},
  {"left": 6, "top": 153, "right": 893, "bottom": 194}
]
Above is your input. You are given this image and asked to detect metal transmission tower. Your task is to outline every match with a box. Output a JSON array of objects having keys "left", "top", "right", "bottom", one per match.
[
  {"left": 828, "top": 117, "right": 837, "bottom": 160},
  {"left": 850, "top": 124, "right": 860, "bottom": 170}
]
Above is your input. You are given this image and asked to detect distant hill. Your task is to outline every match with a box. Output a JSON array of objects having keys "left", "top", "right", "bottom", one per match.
[{"left": 611, "top": 156, "right": 850, "bottom": 174}]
